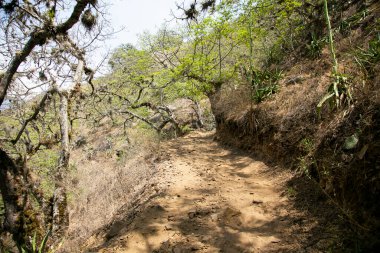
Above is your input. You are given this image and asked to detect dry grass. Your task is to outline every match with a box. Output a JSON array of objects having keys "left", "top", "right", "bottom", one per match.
[
  {"left": 60, "top": 123, "right": 160, "bottom": 251},
  {"left": 217, "top": 83, "right": 252, "bottom": 119}
]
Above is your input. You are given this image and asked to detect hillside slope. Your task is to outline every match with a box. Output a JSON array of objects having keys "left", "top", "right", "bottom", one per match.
[{"left": 210, "top": 1, "right": 380, "bottom": 249}]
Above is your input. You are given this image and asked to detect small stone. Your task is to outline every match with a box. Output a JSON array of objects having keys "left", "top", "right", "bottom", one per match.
[
  {"left": 210, "top": 214, "right": 218, "bottom": 222},
  {"left": 343, "top": 134, "right": 359, "bottom": 150},
  {"left": 252, "top": 200, "right": 263, "bottom": 205},
  {"left": 188, "top": 211, "right": 197, "bottom": 219},
  {"left": 165, "top": 225, "right": 173, "bottom": 231}
]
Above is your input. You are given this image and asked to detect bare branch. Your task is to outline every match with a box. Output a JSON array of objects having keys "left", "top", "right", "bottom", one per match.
[
  {"left": 0, "top": 0, "right": 93, "bottom": 106},
  {"left": 120, "top": 110, "right": 160, "bottom": 131},
  {"left": 12, "top": 88, "right": 57, "bottom": 145}
]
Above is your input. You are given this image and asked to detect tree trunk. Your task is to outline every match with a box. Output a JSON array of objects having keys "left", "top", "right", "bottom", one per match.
[
  {"left": 0, "top": 149, "right": 27, "bottom": 247},
  {"left": 58, "top": 91, "right": 70, "bottom": 172},
  {"left": 51, "top": 91, "right": 70, "bottom": 237},
  {"left": 52, "top": 60, "right": 83, "bottom": 237},
  {"left": 51, "top": 187, "right": 68, "bottom": 237},
  {"left": 206, "top": 87, "right": 223, "bottom": 132},
  {"left": 193, "top": 100, "right": 204, "bottom": 129}
]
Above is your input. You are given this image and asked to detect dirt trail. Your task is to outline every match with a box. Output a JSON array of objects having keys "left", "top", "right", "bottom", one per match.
[{"left": 83, "top": 131, "right": 322, "bottom": 252}]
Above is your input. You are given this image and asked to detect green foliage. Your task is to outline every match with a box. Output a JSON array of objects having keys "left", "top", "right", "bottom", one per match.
[
  {"left": 300, "top": 138, "right": 314, "bottom": 153},
  {"left": 338, "top": 7, "right": 369, "bottom": 35},
  {"left": 265, "top": 42, "right": 284, "bottom": 66},
  {"left": 324, "top": 0, "right": 338, "bottom": 74},
  {"left": 306, "top": 34, "right": 326, "bottom": 59},
  {"left": 98, "top": 0, "right": 322, "bottom": 119},
  {"left": 180, "top": 124, "right": 192, "bottom": 135},
  {"left": 29, "top": 149, "right": 59, "bottom": 171},
  {"left": 317, "top": 73, "right": 352, "bottom": 118},
  {"left": 33, "top": 230, "right": 51, "bottom": 253},
  {"left": 253, "top": 85, "right": 278, "bottom": 103},
  {"left": 354, "top": 34, "right": 380, "bottom": 78},
  {"left": 182, "top": 13, "right": 239, "bottom": 88},
  {"left": 286, "top": 186, "right": 297, "bottom": 198},
  {"left": 28, "top": 149, "right": 60, "bottom": 197},
  {"left": 298, "top": 156, "right": 311, "bottom": 178},
  {"left": 246, "top": 68, "right": 282, "bottom": 103},
  {"left": 297, "top": 138, "right": 315, "bottom": 178},
  {"left": 19, "top": 229, "right": 52, "bottom": 253}
]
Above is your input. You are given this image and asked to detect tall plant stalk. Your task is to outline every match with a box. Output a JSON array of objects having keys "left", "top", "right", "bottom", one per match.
[
  {"left": 323, "top": 0, "right": 340, "bottom": 107},
  {"left": 247, "top": 8, "right": 254, "bottom": 89},
  {"left": 324, "top": 0, "right": 338, "bottom": 74}
]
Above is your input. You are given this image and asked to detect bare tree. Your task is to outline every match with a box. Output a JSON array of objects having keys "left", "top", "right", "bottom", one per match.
[{"left": 0, "top": 0, "right": 106, "bottom": 249}]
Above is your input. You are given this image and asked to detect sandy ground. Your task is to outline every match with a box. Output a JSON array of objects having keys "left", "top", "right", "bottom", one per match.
[{"left": 81, "top": 131, "right": 329, "bottom": 253}]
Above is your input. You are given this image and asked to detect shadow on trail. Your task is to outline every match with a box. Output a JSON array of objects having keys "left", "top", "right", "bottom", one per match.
[
  {"left": 86, "top": 192, "right": 291, "bottom": 252},
  {"left": 85, "top": 131, "right": 353, "bottom": 252}
]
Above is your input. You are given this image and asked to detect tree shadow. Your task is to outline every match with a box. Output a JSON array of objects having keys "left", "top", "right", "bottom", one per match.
[{"left": 83, "top": 131, "right": 355, "bottom": 252}]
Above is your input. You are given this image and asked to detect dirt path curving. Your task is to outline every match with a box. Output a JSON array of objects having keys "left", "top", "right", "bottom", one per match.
[{"left": 82, "top": 131, "right": 334, "bottom": 252}]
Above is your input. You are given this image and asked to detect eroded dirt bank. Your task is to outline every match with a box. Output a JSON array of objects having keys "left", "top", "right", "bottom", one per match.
[{"left": 82, "top": 131, "right": 348, "bottom": 252}]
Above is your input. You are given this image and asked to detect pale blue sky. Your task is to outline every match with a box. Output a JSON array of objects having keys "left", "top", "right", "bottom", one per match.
[
  {"left": 107, "top": 0, "right": 181, "bottom": 47},
  {"left": 90, "top": 0, "right": 186, "bottom": 68}
]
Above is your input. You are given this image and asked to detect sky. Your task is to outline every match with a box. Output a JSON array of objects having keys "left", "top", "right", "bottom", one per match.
[
  {"left": 104, "top": 0, "right": 182, "bottom": 49},
  {"left": 89, "top": 0, "right": 187, "bottom": 69}
]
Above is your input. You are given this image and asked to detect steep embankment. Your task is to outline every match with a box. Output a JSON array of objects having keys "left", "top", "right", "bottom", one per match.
[
  {"left": 82, "top": 131, "right": 347, "bottom": 252},
  {"left": 212, "top": 1, "right": 380, "bottom": 248}
]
